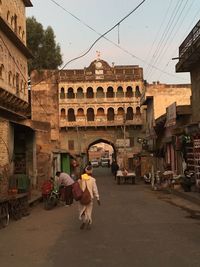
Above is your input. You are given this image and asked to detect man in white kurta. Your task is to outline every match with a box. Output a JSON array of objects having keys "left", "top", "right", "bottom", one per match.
[{"left": 78, "top": 166, "right": 100, "bottom": 229}]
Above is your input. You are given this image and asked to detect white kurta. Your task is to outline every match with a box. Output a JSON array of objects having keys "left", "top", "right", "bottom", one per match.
[{"left": 78, "top": 175, "right": 99, "bottom": 224}]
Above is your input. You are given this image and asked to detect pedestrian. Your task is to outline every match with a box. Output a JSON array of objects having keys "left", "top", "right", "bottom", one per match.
[
  {"left": 111, "top": 160, "right": 119, "bottom": 179},
  {"left": 78, "top": 165, "right": 100, "bottom": 230},
  {"left": 55, "top": 171, "right": 74, "bottom": 206}
]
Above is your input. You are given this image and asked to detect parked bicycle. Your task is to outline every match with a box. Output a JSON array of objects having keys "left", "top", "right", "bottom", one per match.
[{"left": 41, "top": 178, "right": 61, "bottom": 210}]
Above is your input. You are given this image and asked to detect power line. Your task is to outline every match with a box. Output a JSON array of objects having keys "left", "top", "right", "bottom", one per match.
[
  {"left": 147, "top": 0, "right": 190, "bottom": 80},
  {"left": 145, "top": 0, "right": 183, "bottom": 78},
  {"left": 46, "top": 0, "right": 187, "bottom": 82}
]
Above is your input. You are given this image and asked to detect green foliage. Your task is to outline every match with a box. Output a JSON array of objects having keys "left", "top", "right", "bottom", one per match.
[{"left": 26, "top": 17, "right": 63, "bottom": 73}]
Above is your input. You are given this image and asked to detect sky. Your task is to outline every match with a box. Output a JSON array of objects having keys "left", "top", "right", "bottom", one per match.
[{"left": 26, "top": 0, "right": 200, "bottom": 84}]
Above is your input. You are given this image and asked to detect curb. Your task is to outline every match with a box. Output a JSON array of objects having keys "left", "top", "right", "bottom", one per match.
[
  {"left": 28, "top": 195, "right": 42, "bottom": 206},
  {"left": 170, "top": 189, "right": 200, "bottom": 206}
]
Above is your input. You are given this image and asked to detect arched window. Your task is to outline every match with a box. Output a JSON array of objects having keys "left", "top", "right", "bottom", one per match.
[
  {"left": 96, "top": 87, "right": 104, "bottom": 98},
  {"left": 21, "top": 80, "right": 24, "bottom": 91},
  {"left": 136, "top": 106, "right": 141, "bottom": 115},
  {"left": 126, "top": 86, "right": 133, "bottom": 97},
  {"left": 97, "top": 108, "right": 104, "bottom": 116},
  {"left": 107, "top": 108, "right": 114, "bottom": 121},
  {"left": 60, "top": 87, "right": 65, "bottom": 99},
  {"left": 7, "top": 11, "right": 10, "bottom": 21},
  {"left": 77, "top": 87, "right": 84, "bottom": 99},
  {"left": 8, "top": 71, "right": 12, "bottom": 85},
  {"left": 16, "top": 73, "right": 19, "bottom": 95},
  {"left": 87, "top": 108, "right": 94, "bottom": 121},
  {"left": 67, "top": 87, "right": 75, "bottom": 99},
  {"left": 126, "top": 107, "right": 133, "bottom": 120},
  {"left": 116, "top": 86, "right": 124, "bottom": 98},
  {"left": 0, "top": 45, "right": 3, "bottom": 62},
  {"left": 86, "top": 87, "right": 94, "bottom": 98},
  {"left": 61, "top": 108, "right": 66, "bottom": 119},
  {"left": 77, "top": 108, "right": 84, "bottom": 116},
  {"left": 106, "top": 86, "right": 114, "bottom": 98},
  {"left": 14, "top": 14, "right": 17, "bottom": 34},
  {"left": 68, "top": 108, "right": 76, "bottom": 121},
  {"left": 0, "top": 64, "right": 4, "bottom": 79},
  {"left": 19, "top": 26, "right": 21, "bottom": 36},
  {"left": 135, "top": 86, "right": 141, "bottom": 98},
  {"left": 22, "top": 31, "right": 25, "bottom": 41},
  {"left": 13, "top": 74, "right": 15, "bottom": 86},
  {"left": 117, "top": 107, "right": 124, "bottom": 116}
]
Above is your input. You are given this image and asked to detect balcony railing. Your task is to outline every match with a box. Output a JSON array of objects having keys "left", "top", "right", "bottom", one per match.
[
  {"left": 59, "top": 97, "right": 140, "bottom": 105},
  {"left": 59, "top": 116, "right": 143, "bottom": 128}
]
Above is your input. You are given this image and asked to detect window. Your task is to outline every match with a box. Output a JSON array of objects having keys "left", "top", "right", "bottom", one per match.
[
  {"left": 87, "top": 108, "right": 94, "bottom": 121},
  {"left": 61, "top": 108, "right": 66, "bottom": 119},
  {"left": 116, "top": 86, "right": 124, "bottom": 98},
  {"left": 68, "top": 109, "right": 75, "bottom": 121},
  {"left": 106, "top": 87, "right": 114, "bottom": 98},
  {"left": 60, "top": 87, "right": 65, "bottom": 99},
  {"left": 126, "top": 86, "right": 133, "bottom": 97},
  {"left": 0, "top": 64, "right": 4, "bottom": 79},
  {"left": 68, "top": 140, "right": 74, "bottom": 150},
  {"left": 107, "top": 108, "right": 114, "bottom": 121},
  {"left": 86, "top": 87, "right": 94, "bottom": 98},
  {"left": 126, "top": 107, "right": 133, "bottom": 120},
  {"left": 96, "top": 87, "right": 104, "bottom": 98},
  {"left": 135, "top": 86, "right": 141, "bottom": 98},
  {"left": 67, "top": 87, "right": 75, "bottom": 99},
  {"left": 77, "top": 87, "right": 84, "bottom": 99}
]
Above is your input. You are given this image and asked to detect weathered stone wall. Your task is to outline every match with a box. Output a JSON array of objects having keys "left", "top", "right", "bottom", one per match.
[
  {"left": 145, "top": 83, "right": 191, "bottom": 119},
  {"left": 0, "top": 119, "right": 10, "bottom": 195},
  {"left": 191, "top": 66, "right": 200, "bottom": 122}
]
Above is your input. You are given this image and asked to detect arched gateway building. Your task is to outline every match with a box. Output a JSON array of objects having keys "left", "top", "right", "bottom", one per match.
[{"left": 31, "top": 58, "right": 146, "bottom": 171}]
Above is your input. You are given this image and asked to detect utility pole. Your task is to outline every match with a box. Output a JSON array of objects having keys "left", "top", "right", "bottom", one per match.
[{"left": 123, "top": 104, "right": 127, "bottom": 168}]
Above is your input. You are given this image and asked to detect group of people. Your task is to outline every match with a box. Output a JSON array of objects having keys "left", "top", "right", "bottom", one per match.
[{"left": 55, "top": 165, "right": 100, "bottom": 230}]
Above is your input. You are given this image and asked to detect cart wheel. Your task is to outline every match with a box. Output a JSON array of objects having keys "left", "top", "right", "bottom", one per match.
[
  {"left": 0, "top": 204, "right": 9, "bottom": 228},
  {"left": 44, "top": 196, "right": 56, "bottom": 210},
  {"left": 0, "top": 213, "right": 9, "bottom": 228}
]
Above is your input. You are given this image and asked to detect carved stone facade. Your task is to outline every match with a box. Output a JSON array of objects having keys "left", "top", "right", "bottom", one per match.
[
  {"left": 31, "top": 59, "right": 146, "bottom": 169},
  {"left": 0, "top": 1, "right": 51, "bottom": 195},
  {"left": 58, "top": 59, "right": 146, "bottom": 167}
]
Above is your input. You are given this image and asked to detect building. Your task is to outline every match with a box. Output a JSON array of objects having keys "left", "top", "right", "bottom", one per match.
[
  {"left": 141, "top": 82, "right": 191, "bottom": 174},
  {"left": 176, "top": 19, "right": 200, "bottom": 189},
  {"left": 0, "top": 0, "right": 51, "bottom": 196},
  {"left": 31, "top": 58, "right": 146, "bottom": 171}
]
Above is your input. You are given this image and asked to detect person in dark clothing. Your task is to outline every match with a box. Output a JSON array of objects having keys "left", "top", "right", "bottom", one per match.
[{"left": 111, "top": 160, "right": 119, "bottom": 179}]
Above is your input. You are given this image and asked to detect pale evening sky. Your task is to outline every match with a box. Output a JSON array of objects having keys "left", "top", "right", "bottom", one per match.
[{"left": 26, "top": 0, "right": 200, "bottom": 84}]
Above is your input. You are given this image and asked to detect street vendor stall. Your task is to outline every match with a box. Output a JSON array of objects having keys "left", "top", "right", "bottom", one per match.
[{"left": 116, "top": 170, "right": 136, "bottom": 185}]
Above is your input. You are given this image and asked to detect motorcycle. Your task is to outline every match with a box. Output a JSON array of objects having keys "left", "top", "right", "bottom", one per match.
[
  {"left": 180, "top": 170, "right": 195, "bottom": 192},
  {"left": 41, "top": 179, "right": 60, "bottom": 210},
  {"left": 143, "top": 172, "right": 151, "bottom": 184}
]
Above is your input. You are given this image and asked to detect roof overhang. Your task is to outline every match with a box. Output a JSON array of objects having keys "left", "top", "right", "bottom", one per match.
[{"left": 23, "top": 0, "right": 33, "bottom": 7}]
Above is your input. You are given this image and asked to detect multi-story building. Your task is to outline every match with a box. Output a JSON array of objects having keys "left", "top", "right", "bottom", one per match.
[
  {"left": 0, "top": 1, "right": 51, "bottom": 196},
  {"left": 31, "top": 58, "right": 146, "bottom": 171},
  {"left": 58, "top": 58, "right": 145, "bottom": 169},
  {"left": 176, "top": 19, "right": 200, "bottom": 188},
  {"left": 141, "top": 82, "right": 191, "bottom": 174}
]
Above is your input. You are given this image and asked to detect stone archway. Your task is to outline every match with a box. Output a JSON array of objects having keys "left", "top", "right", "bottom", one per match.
[{"left": 87, "top": 138, "right": 117, "bottom": 163}]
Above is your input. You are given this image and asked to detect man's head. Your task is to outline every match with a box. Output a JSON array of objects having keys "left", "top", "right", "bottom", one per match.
[
  {"left": 85, "top": 165, "right": 93, "bottom": 175},
  {"left": 56, "top": 171, "right": 61, "bottom": 177}
]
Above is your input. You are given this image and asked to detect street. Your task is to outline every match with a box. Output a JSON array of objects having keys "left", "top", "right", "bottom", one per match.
[{"left": 0, "top": 168, "right": 200, "bottom": 267}]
